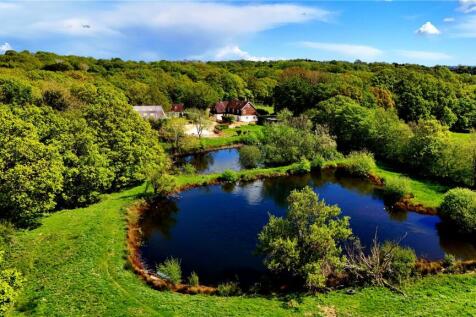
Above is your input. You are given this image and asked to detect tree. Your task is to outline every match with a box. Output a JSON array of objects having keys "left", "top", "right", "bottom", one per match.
[
  {"left": 187, "top": 108, "right": 211, "bottom": 139},
  {"left": 239, "top": 145, "right": 262, "bottom": 168},
  {"left": 161, "top": 117, "right": 187, "bottom": 153},
  {"left": 145, "top": 170, "right": 177, "bottom": 196},
  {"left": 0, "top": 106, "right": 64, "bottom": 225},
  {"left": 257, "top": 186, "right": 352, "bottom": 289},
  {"left": 0, "top": 250, "right": 23, "bottom": 314}
]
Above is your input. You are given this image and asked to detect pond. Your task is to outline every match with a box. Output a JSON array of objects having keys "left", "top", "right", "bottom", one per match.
[
  {"left": 139, "top": 170, "right": 476, "bottom": 287},
  {"left": 176, "top": 148, "right": 242, "bottom": 174}
]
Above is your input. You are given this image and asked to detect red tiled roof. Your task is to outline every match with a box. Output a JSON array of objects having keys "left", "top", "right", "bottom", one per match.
[
  {"left": 213, "top": 100, "right": 255, "bottom": 114},
  {"left": 171, "top": 103, "right": 184, "bottom": 112}
]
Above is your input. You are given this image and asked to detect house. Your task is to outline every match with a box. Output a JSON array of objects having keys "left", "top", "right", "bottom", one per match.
[
  {"left": 212, "top": 100, "right": 258, "bottom": 122},
  {"left": 133, "top": 105, "right": 167, "bottom": 120},
  {"left": 167, "top": 103, "right": 185, "bottom": 117}
]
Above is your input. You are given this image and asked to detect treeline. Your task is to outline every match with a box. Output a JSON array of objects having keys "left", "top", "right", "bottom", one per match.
[
  {"left": 1, "top": 50, "right": 475, "bottom": 131},
  {"left": 0, "top": 75, "right": 168, "bottom": 226}
]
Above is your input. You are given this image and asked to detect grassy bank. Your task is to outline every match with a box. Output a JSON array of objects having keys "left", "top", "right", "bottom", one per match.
[{"left": 7, "top": 166, "right": 476, "bottom": 316}]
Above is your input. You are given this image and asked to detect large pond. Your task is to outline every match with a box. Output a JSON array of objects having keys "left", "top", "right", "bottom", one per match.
[
  {"left": 140, "top": 170, "right": 476, "bottom": 287},
  {"left": 176, "top": 148, "right": 242, "bottom": 174}
]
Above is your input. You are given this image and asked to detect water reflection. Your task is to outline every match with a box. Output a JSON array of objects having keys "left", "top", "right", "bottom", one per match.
[
  {"left": 176, "top": 149, "right": 242, "bottom": 174},
  {"left": 140, "top": 170, "right": 476, "bottom": 286}
]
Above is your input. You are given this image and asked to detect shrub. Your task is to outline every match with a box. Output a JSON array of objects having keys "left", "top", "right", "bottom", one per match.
[
  {"left": 380, "top": 242, "right": 416, "bottom": 284},
  {"left": 217, "top": 281, "right": 241, "bottom": 296},
  {"left": 239, "top": 145, "right": 262, "bottom": 168},
  {"left": 440, "top": 188, "right": 476, "bottom": 234},
  {"left": 290, "top": 158, "right": 311, "bottom": 174},
  {"left": 442, "top": 254, "right": 457, "bottom": 271},
  {"left": 311, "top": 155, "right": 325, "bottom": 170},
  {"left": 188, "top": 271, "right": 199, "bottom": 286},
  {"left": 182, "top": 163, "right": 196, "bottom": 175},
  {"left": 157, "top": 257, "right": 182, "bottom": 284},
  {"left": 214, "top": 124, "right": 229, "bottom": 132},
  {"left": 346, "top": 237, "right": 416, "bottom": 287},
  {"left": 220, "top": 170, "right": 239, "bottom": 183},
  {"left": 221, "top": 114, "right": 235, "bottom": 124},
  {"left": 342, "top": 151, "right": 376, "bottom": 177},
  {"left": 240, "top": 133, "right": 259, "bottom": 145},
  {"left": 382, "top": 177, "right": 411, "bottom": 202},
  {"left": 257, "top": 187, "right": 352, "bottom": 290}
]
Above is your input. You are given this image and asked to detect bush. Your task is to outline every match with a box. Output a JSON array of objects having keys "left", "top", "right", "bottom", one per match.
[
  {"left": 311, "top": 155, "right": 325, "bottom": 170},
  {"left": 440, "top": 188, "right": 476, "bottom": 234},
  {"left": 346, "top": 238, "right": 416, "bottom": 287},
  {"left": 182, "top": 163, "right": 196, "bottom": 175},
  {"left": 217, "top": 281, "right": 241, "bottom": 296},
  {"left": 221, "top": 114, "right": 236, "bottom": 124},
  {"left": 380, "top": 242, "right": 416, "bottom": 284},
  {"left": 219, "top": 170, "right": 239, "bottom": 183},
  {"left": 240, "top": 133, "right": 259, "bottom": 145},
  {"left": 257, "top": 187, "right": 352, "bottom": 290},
  {"left": 188, "top": 271, "right": 199, "bottom": 286},
  {"left": 382, "top": 177, "right": 411, "bottom": 202},
  {"left": 214, "top": 124, "right": 229, "bottom": 132},
  {"left": 342, "top": 151, "right": 376, "bottom": 177},
  {"left": 442, "top": 254, "right": 457, "bottom": 271},
  {"left": 157, "top": 257, "right": 182, "bottom": 284},
  {"left": 290, "top": 158, "right": 311, "bottom": 174},
  {"left": 239, "top": 145, "right": 262, "bottom": 168}
]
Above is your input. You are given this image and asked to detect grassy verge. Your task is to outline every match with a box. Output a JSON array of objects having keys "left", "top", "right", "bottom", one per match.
[
  {"left": 374, "top": 165, "right": 447, "bottom": 208},
  {"left": 7, "top": 171, "right": 476, "bottom": 316}
]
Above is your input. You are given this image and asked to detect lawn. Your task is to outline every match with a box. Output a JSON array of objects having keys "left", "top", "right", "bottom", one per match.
[
  {"left": 7, "top": 174, "right": 476, "bottom": 316},
  {"left": 375, "top": 164, "right": 448, "bottom": 208}
]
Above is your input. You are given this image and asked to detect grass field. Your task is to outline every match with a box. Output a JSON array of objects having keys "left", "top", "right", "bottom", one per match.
[
  {"left": 374, "top": 164, "right": 448, "bottom": 208},
  {"left": 7, "top": 169, "right": 476, "bottom": 316}
]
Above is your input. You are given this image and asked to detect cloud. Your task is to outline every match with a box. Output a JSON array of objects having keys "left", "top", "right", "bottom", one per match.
[
  {"left": 212, "top": 45, "right": 279, "bottom": 61},
  {"left": 0, "top": 42, "right": 12, "bottom": 53},
  {"left": 397, "top": 50, "right": 451, "bottom": 61},
  {"left": 0, "top": 2, "right": 330, "bottom": 59},
  {"left": 458, "top": 0, "right": 476, "bottom": 13},
  {"left": 416, "top": 22, "right": 441, "bottom": 35},
  {"left": 444, "top": 17, "right": 455, "bottom": 23},
  {"left": 0, "top": 2, "right": 18, "bottom": 10},
  {"left": 299, "top": 41, "right": 383, "bottom": 59}
]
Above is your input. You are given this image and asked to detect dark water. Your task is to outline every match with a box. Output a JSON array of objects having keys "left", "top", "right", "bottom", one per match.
[
  {"left": 176, "top": 148, "right": 242, "bottom": 174},
  {"left": 140, "top": 170, "right": 476, "bottom": 287}
]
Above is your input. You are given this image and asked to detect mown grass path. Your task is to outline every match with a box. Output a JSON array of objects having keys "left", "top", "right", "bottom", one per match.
[{"left": 8, "top": 184, "right": 476, "bottom": 316}]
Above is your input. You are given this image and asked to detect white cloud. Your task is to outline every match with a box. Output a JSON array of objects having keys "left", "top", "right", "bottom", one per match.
[
  {"left": 444, "top": 17, "right": 455, "bottom": 23},
  {"left": 397, "top": 50, "right": 451, "bottom": 61},
  {"left": 212, "top": 45, "right": 278, "bottom": 61},
  {"left": 458, "top": 0, "right": 476, "bottom": 13},
  {"left": 0, "top": 42, "right": 12, "bottom": 53},
  {"left": 299, "top": 41, "right": 383, "bottom": 59},
  {"left": 416, "top": 22, "right": 441, "bottom": 35}
]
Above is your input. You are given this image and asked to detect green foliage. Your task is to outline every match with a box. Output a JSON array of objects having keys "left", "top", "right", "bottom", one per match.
[
  {"left": 187, "top": 271, "right": 199, "bottom": 287},
  {"left": 0, "top": 250, "right": 23, "bottom": 314},
  {"left": 341, "top": 151, "right": 376, "bottom": 177},
  {"left": 440, "top": 188, "right": 476, "bottom": 234},
  {"left": 0, "top": 77, "right": 33, "bottom": 105},
  {"left": 182, "top": 163, "right": 196, "bottom": 175},
  {"left": 257, "top": 186, "right": 352, "bottom": 289},
  {"left": 146, "top": 171, "right": 177, "bottom": 196},
  {"left": 382, "top": 177, "right": 411, "bottom": 202},
  {"left": 157, "top": 257, "right": 182, "bottom": 285},
  {"left": 380, "top": 242, "right": 416, "bottom": 284},
  {"left": 219, "top": 170, "right": 239, "bottom": 183},
  {"left": 290, "top": 158, "right": 311, "bottom": 174},
  {"left": 221, "top": 114, "right": 236, "bottom": 124},
  {"left": 239, "top": 145, "right": 262, "bottom": 168},
  {"left": 217, "top": 281, "right": 241, "bottom": 296}
]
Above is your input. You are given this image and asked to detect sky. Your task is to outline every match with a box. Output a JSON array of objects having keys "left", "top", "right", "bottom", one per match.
[{"left": 0, "top": 1, "right": 475, "bottom": 66}]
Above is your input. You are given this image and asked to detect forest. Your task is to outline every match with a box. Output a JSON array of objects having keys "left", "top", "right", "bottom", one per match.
[{"left": 1, "top": 50, "right": 474, "bottom": 225}]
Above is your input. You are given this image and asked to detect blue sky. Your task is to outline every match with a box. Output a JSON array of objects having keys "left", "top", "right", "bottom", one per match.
[{"left": 0, "top": 1, "right": 475, "bottom": 65}]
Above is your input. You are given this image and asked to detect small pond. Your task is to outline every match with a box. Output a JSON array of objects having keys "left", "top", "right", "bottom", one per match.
[
  {"left": 176, "top": 148, "right": 242, "bottom": 174},
  {"left": 140, "top": 169, "right": 476, "bottom": 287}
]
